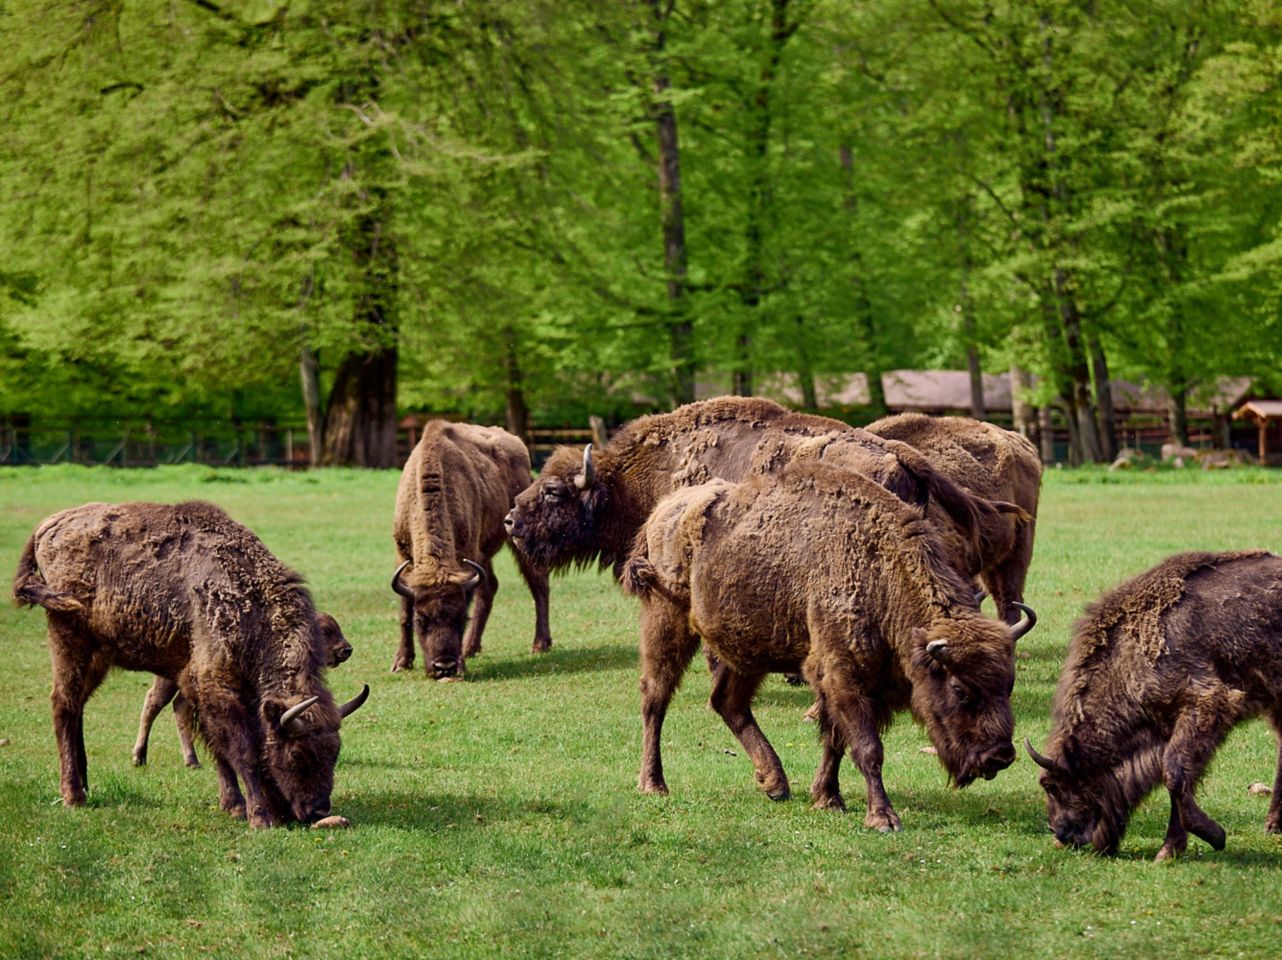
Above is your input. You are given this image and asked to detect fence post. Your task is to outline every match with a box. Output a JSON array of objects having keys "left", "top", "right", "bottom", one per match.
[{"left": 589, "top": 415, "right": 608, "bottom": 450}]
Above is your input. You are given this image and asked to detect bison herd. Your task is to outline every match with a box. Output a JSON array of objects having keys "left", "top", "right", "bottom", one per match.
[{"left": 11, "top": 397, "right": 1282, "bottom": 861}]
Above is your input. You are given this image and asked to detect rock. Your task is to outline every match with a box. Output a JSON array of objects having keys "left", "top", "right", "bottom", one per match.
[
  {"left": 1161, "top": 443, "right": 1198, "bottom": 463},
  {"left": 1248, "top": 783, "right": 1273, "bottom": 797},
  {"left": 0, "top": 738, "right": 10, "bottom": 747},
  {"left": 311, "top": 815, "right": 351, "bottom": 829},
  {"left": 919, "top": 746, "right": 938, "bottom": 755}
]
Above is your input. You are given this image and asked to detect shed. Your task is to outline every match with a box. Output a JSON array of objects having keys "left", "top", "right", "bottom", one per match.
[{"left": 1232, "top": 400, "right": 1282, "bottom": 465}]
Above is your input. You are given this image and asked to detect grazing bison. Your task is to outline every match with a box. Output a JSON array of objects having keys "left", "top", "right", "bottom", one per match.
[
  {"left": 13, "top": 501, "right": 369, "bottom": 827},
  {"left": 131, "top": 612, "right": 353, "bottom": 769},
  {"left": 867, "top": 413, "right": 1042, "bottom": 623},
  {"left": 391, "top": 421, "right": 551, "bottom": 679},
  {"left": 506, "top": 397, "right": 1022, "bottom": 581},
  {"left": 621, "top": 461, "right": 1034, "bottom": 830},
  {"left": 1028, "top": 550, "right": 1282, "bottom": 861}
]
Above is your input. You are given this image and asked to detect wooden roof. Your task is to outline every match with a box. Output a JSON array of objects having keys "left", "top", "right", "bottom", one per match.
[{"left": 1233, "top": 400, "right": 1282, "bottom": 423}]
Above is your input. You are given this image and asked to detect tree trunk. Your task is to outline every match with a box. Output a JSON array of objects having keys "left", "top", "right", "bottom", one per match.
[
  {"left": 840, "top": 143, "right": 887, "bottom": 418},
  {"left": 1038, "top": 405, "right": 1056, "bottom": 464},
  {"left": 1089, "top": 337, "right": 1116, "bottom": 461},
  {"left": 503, "top": 328, "right": 530, "bottom": 445},
  {"left": 796, "top": 316, "right": 818, "bottom": 408},
  {"left": 320, "top": 345, "right": 398, "bottom": 467},
  {"left": 1010, "top": 364, "right": 1035, "bottom": 438},
  {"left": 299, "top": 344, "right": 323, "bottom": 467},
  {"left": 1167, "top": 389, "right": 1189, "bottom": 446},
  {"left": 649, "top": 0, "right": 694, "bottom": 406}
]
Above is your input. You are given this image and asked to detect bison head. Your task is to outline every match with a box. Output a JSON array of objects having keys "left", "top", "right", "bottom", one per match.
[
  {"left": 909, "top": 607, "right": 1033, "bottom": 786},
  {"left": 315, "top": 612, "right": 353, "bottom": 667},
  {"left": 1026, "top": 737, "right": 1149, "bottom": 855},
  {"left": 260, "top": 684, "right": 369, "bottom": 825},
  {"left": 391, "top": 559, "right": 485, "bottom": 679},
  {"left": 505, "top": 445, "right": 607, "bottom": 572}
]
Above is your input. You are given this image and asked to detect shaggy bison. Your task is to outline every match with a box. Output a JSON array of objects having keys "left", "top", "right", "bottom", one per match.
[
  {"left": 866, "top": 413, "right": 1042, "bottom": 623},
  {"left": 131, "top": 612, "right": 353, "bottom": 769},
  {"left": 506, "top": 397, "right": 1022, "bottom": 582},
  {"left": 1028, "top": 550, "right": 1282, "bottom": 861},
  {"left": 392, "top": 421, "right": 551, "bottom": 679},
  {"left": 13, "top": 501, "right": 369, "bottom": 827},
  {"left": 622, "top": 462, "right": 1034, "bottom": 830}
]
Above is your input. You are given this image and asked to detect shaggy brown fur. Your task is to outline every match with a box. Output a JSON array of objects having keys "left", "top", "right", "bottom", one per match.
[
  {"left": 131, "top": 612, "right": 352, "bottom": 769},
  {"left": 507, "top": 397, "right": 1022, "bottom": 583},
  {"left": 867, "top": 413, "right": 1042, "bottom": 623},
  {"left": 13, "top": 501, "right": 368, "bottom": 827},
  {"left": 1029, "top": 550, "right": 1282, "bottom": 861},
  {"left": 621, "top": 461, "right": 1027, "bottom": 830},
  {"left": 391, "top": 421, "right": 551, "bottom": 679}
]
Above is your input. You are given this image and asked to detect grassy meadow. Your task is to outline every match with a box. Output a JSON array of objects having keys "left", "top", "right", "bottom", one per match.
[{"left": 2, "top": 464, "right": 1282, "bottom": 959}]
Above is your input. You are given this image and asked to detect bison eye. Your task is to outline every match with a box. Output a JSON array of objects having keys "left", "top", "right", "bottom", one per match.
[
  {"left": 542, "top": 487, "right": 566, "bottom": 501},
  {"left": 949, "top": 681, "right": 971, "bottom": 705}
]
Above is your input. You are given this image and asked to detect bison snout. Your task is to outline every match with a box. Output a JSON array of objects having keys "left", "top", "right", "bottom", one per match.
[
  {"left": 504, "top": 510, "right": 523, "bottom": 538},
  {"left": 431, "top": 659, "right": 461, "bottom": 680},
  {"left": 979, "top": 742, "right": 1017, "bottom": 780}
]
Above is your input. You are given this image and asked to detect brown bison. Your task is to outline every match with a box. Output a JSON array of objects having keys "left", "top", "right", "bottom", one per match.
[
  {"left": 131, "top": 612, "right": 352, "bottom": 768},
  {"left": 13, "top": 501, "right": 369, "bottom": 828},
  {"left": 866, "top": 413, "right": 1043, "bottom": 623},
  {"left": 506, "top": 397, "right": 1022, "bottom": 582},
  {"left": 391, "top": 421, "right": 551, "bottom": 679},
  {"left": 1027, "top": 550, "right": 1282, "bottom": 861},
  {"left": 621, "top": 461, "right": 1034, "bottom": 830}
]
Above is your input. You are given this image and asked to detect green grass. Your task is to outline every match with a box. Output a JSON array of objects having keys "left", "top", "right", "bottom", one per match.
[{"left": 2, "top": 464, "right": 1282, "bottom": 959}]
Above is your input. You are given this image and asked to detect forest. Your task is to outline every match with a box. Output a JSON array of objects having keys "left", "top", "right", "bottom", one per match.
[{"left": 2, "top": 0, "right": 1281, "bottom": 465}]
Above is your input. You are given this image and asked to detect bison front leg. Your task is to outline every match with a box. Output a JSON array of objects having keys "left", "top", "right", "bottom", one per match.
[
  {"left": 809, "top": 700, "right": 847, "bottom": 812},
  {"left": 514, "top": 548, "right": 553, "bottom": 653},
  {"left": 172, "top": 693, "right": 201, "bottom": 769},
  {"left": 637, "top": 601, "right": 700, "bottom": 795},
  {"left": 1155, "top": 794, "right": 1190, "bottom": 863},
  {"left": 822, "top": 684, "right": 899, "bottom": 831},
  {"left": 462, "top": 560, "right": 497, "bottom": 659},
  {"left": 194, "top": 684, "right": 275, "bottom": 828},
  {"left": 133, "top": 675, "right": 179, "bottom": 766},
  {"left": 1262, "top": 707, "right": 1282, "bottom": 834},
  {"left": 1161, "top": 698, "right": 1237, "bottom": 858},
  {"left": 391, "top": 594, "right": 415, "bottom": 673},
  {"left": 213, "top": 755, "right": 247, "bottom": 820},
  {"left": 708, "top": 665, "right": 789, "bottom": 801}
]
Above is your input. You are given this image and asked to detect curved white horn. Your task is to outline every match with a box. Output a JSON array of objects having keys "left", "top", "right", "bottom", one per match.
[
  {"left": 390, "top": 560, "right": 414, "bottom": 600},
  {"left": 1009, "top": 601, "right": 1038, "bottom": 642},
  {"left": 278, "top": 695, "right": 320, "bottom": 737},
  {"left": 574, "top": 444, "right": 595, "bottom": 490}
]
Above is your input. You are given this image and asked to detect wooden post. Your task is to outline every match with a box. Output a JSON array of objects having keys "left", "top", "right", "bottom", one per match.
[
  {"left": 589, "top": 415, "right": 608, "bottom": 450},
  {"left": 1261, "top": 421, "right": 1268, "bottom": 463}
]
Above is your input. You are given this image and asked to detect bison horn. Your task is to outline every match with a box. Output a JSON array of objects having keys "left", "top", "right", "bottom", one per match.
[
  {"left": 574, "top": 443, "right": 595, "bottom": 490},
  {"left": 1025, "top": 737, "right": 1060, "bottom": 773},
  {"left": 338, "top": 683, "right": 370, "bottom": 720},
  {"left": 1009, "top": 601, "right": 1038, "bottom": 642},
  {"left": 925, "top": 639, "right": 953, "bottom": 667},
  {"left": 458, "top": 558, "right": 482, "bottom": 587},
  {"left": 390, "top": 560, "right": 414, "bottom": 600},
  {"left": 279, "top": 695, "right": 321, "bottom": 737},
  {"left": 974, "top": 589, "right": 988, "bottom": 606}
]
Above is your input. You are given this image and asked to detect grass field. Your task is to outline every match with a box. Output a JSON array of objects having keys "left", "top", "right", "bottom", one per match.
[{"left": 2, "top": 464, "right": 1282, "bottom": 959}]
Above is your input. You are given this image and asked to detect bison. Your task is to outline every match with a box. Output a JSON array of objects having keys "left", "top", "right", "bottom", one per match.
[
  {"left": 866, "top": 413, "right": 1042, "bottom": 624},
  {"left": 391, "top": 420, "right": 551, "bottom": 679},
  {"left": 13, "top": 500, "right": 369, "bottom": 828},
  {"left": 131, "top": 612, "right": 352, "bottom": 769},
  {"left": 506, "top": 397, "right": 1023, "bottom": 583},
  {"left": 621, "top": 461, "right": 1034, "bottom": 830},
  {"left": 1027, "top": 550, "right": 1282, "bottom": 861}
]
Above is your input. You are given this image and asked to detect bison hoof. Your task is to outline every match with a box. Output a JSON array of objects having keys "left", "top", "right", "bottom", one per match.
[
  {"left": 865, "top": 811, "right": 902, "bottom": 832},
  {"left": 390, "top": 658, "right": 412, "bottom": 674},
  {"left": 638, "top": 780, "right": 669, "bottom": 796},
  {"left": 61, "top": 791, "right": 87, "bottom": 807},
  {"left": 1265, "top": 815, "right": 1282, "bottom": 835},
  {"left": 132, "top": 753, "right": 147, "bottom": 767},
  {"left": 812, "top": 793, "right": 846, "bottom": 812},
  {"left": 1154, "top": 842, "right": 1184, "bottom": 863},
  {"left": 532, "top": 638, "right": 553, "bottom": 654},
  {"left": 765, "top": 786, "right": 791, "bottom": 802},
  {"left": 184, "top": 757, "right": 202, "bottom": 770}
]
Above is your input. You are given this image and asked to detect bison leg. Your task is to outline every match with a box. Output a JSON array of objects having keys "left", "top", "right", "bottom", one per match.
[
  {"left": 1155, "top": 794, "right": 1190, "bottom": 863},
  {"left": 173, "top": 692, "right": 201, "bottom": 769},
  {"left": 1263, "top": 708, "right": 1282, "bottom": 834},
  {"left": 462, "top": 559, "right": 497, "bottom": 659},
  {"left": 1162, "top": 700, "right": 1235, "bottom": 854},
  {"left": 193, "top": 683, "right": 275, "bottom": 828},
  {"left": 213, "top": 754, "right": 247, "bottom": 820},
  {"left": 133, "top": 675, "right": 179, "bottom": 766},
  {"left": 48, "top": 623, "right": 110, "bottom": 807},
  {"left": 391, "top": 593, "right": 415, "bottom": 673},
  {"left": 983, "top": 518, "right": 1036, "bottom": 625},
  {"left": 821, "top": 684, "right": 899, "bottom": 831},
  {"left": 514, "top": 548, "right": 553, "bottom": 654},
  {"left": 708, "top": 665, "right": 789, "bottom": 801},
  {"left": 637, "top": 601, "right": 700, "bottom": 795},
  {"left": 809, "top": 696, "right": 846, "bottom": 812}
]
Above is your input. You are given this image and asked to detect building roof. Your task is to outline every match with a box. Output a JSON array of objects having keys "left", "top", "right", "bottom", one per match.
[{"left": 1234, "top": 400, "right": 1282, "bottom": 423}]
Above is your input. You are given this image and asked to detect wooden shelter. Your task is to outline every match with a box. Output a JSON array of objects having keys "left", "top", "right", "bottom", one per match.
[{"left": 1233, "top": 400, "right": 1282, "bottom": 465}]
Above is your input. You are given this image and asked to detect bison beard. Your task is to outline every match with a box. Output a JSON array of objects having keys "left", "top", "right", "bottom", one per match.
[
  {"left": 1028, "top": 550, "right": 1282, "bottom": 861},
  {"left": 622, "top": 463, "right": 1030, "bottom": 830},
  {"left": 12, "top": 501, "right": 368, "bottom": 827}
]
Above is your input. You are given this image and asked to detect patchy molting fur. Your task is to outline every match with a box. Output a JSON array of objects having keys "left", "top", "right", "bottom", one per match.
[
  {"left": 621, "top": 461, "right": 1021, "bottom": 830},
  {"left": 508, "top": 397, "right": 1026, "bottom": 586},
  {"left": 867, "top": 412, "right": 1043, "bottom": 623},
  {"left": 391, "top": 420, "right": 551, "bottom": 677},
  {"left": 1032, "top": 550, "right": 1282, "bottom": 860},
  {"left": 13, "top": 501, "right": 365, "bottom": 827}
]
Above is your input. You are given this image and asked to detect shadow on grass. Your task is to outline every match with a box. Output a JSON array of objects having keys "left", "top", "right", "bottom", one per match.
[
  {"left": 464, "top": 643, "right": 638, "bottom": 682},
  {"left": 335, "top": 787, "right": 574, "bottom": 832}
]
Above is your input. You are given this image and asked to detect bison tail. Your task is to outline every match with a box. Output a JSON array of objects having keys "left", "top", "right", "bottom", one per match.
[
  {"left": 12, "top": 533, "right": 82, "bottom": 612},
  {"left": 621, "top": 556, "right": 659, "bottom": 598}
]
